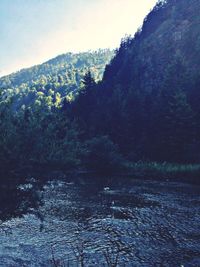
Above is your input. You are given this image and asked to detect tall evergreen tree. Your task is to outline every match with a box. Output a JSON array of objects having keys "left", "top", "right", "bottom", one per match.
[{"left": 160, "top": 90, "right": 194, "bottom": 162}]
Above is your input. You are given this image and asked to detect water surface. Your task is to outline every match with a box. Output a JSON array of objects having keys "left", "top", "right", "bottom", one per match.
[{"left": 0, "top": 177, "right": 199, "bottom": 266}]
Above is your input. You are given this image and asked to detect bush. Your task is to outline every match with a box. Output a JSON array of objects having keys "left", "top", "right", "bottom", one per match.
[{"left": 84, "top": 136, "right": 124, "bottom": 173}]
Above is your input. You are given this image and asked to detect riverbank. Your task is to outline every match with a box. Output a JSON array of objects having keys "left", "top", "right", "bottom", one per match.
[
  {"left": 1, "top": 161, "right": 199, "bottom": 221},
  {"left": 4, "top": 161, "right": 200, "bottom": 185},
  {"left": 123, "top": 162, "right": 200, "bottom": 184}
]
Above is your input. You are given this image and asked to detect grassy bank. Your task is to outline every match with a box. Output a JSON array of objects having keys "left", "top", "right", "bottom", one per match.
[
  {"left": 13, "top": 161, "right": 200, "bottom": 184},
  {"left": 124, "top": 162, "right": 200, "bottom": 184}
]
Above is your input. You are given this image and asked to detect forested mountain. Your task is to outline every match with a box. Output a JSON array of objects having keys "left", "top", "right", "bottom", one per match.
[
  {"left": 0, "top": 49, "right": 113, "bottom": 110},
  {"left": 73, "top": 0, "right": 200, "bottom": 164},
  {"left": 1, "top": 0, "right": 200, "bottom": 179}
]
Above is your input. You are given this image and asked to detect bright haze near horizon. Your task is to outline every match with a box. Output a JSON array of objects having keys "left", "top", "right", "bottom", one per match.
[{"left": 0, "top": 0, "right": 157, "bottom": 77}]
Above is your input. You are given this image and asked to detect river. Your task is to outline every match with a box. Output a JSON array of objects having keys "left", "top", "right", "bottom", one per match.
[{"left": 0, "top": 177, "right": 199, "bottom": 266}]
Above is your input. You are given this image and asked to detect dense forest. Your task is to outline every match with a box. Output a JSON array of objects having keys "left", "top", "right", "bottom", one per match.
[
  {"left": 68, "top": 0, "right": 200, "bottom": 166},
  {"left": 1, "top": 0, "right": 200, "bottom": 212},
  {"left": 0, "top": 49, "right": 113, "bottom": 110}
]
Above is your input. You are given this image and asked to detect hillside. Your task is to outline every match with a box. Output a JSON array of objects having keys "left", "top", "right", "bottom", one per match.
[
  {"left": 104, "top": 0, "right": 200, "bottom": 92},
  {"left": 0, "top": 49, "right": 113, "bottom": 109},
  {"left": 74, "top": 0, "right": 200, "bottom": 163}
]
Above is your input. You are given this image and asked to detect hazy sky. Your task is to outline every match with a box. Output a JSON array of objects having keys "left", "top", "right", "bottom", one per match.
[{"left": 0, "top": 0, "right": 157, "bottom": 76}]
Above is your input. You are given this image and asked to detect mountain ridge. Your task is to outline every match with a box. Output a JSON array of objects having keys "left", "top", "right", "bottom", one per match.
[{"left": 0, "top": 49, "right": 113, "bottom": 87}]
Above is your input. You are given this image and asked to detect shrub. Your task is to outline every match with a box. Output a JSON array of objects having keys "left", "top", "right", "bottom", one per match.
[{"left": 84, "top": 136, "right": 124, "bottom": 173}]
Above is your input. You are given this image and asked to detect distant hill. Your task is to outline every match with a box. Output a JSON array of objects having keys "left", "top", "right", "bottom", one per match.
[{"left": 0, "top": 49, "right": 113, "bottom": 109}]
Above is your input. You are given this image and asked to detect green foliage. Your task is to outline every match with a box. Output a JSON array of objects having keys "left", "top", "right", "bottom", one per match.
[
  {"left": 124, "top": 161, "right": 200, "bottom": 183},
  {"left": 160, "top": 90, "right": 194, "bottom": 162},
  {"left": 0, "top": 103, "right": 82, "bottom": 170},
  {"left": 84, "top": 136, "right": 124, "bottom": 173},
  {"left": 0, "top": 49, "right": 114, "bottom": 111}
]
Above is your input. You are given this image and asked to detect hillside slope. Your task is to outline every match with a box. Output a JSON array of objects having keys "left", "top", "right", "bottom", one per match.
[
  {"left": 0, "top": 49, "right": 113, "bottom": 109},
  {"left": 72, "top": 0, "right": 200, "bottom": 163},
  {"left": 104, "top": 0, "right": 200, "bottom": 91}
]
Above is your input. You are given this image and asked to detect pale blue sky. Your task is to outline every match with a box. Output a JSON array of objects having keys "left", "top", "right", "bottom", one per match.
[{"left": 0, "top": 0, "right": 157, "bottom": 76}]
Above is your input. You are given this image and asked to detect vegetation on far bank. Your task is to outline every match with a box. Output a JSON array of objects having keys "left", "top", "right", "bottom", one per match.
[{"left": 123, "top": 161, "right": 200, "bottom": 183}]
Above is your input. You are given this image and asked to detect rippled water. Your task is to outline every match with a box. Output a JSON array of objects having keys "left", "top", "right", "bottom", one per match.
[{"left": 0, "top": 177, "right": 200, "bottom": 266}]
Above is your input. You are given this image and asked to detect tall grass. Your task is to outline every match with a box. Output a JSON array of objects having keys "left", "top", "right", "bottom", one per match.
[{"left": 124, "top": 161, "right": 200, "bottom": 183}]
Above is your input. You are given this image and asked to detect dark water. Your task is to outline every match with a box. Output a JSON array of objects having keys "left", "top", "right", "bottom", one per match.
[{"left": 0, "top": 177, "right": 199, "bottom": 266}]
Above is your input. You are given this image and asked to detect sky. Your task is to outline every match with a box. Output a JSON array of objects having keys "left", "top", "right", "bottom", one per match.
[{"left": 0, "top": 0, "right": 157, "bottom": 77}]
